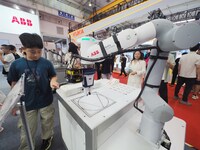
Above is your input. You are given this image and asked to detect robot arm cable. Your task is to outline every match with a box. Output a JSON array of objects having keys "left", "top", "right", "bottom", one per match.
[
  {"left": 133, "top": 45, "right": 161, "bottom": 113},
  {"left": 71, "top": 46, "right": 157, "bottom": 62}
]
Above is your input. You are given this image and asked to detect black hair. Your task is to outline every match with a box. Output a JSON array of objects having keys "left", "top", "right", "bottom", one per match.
[
  {"left": 132, "top": 51, "right": 144, "bottom": 61},
  {"left": 190, "top": 43, "right": 199, "bottom": 52},
  {"left": 8, "top": 45, "right": 16, "bottom": 51},
  {"left": 19, "top": 33, "right": 43, "bottom": 49},
  {"left": 68, "top": 42, "right": 79, "bottom": 55},
  {"left": 1, "top": 44, "right": 9, "bottom": 50}
]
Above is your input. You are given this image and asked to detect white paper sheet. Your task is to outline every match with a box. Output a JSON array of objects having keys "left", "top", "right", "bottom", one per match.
[{"left": 0, "top": 74, "right": 25, "bottom": 126}]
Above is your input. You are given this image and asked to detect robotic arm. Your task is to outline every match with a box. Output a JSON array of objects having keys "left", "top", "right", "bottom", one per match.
[
  {"left": 77, "top": 19, "right": 200, "bottom": 147},
  {"left": 79, "top": 19, "right": 200, "bottom": 62}
]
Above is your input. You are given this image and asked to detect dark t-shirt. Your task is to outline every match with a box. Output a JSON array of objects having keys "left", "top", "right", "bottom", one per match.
[
  {"left": 8, "top": 57, "right": 56, "bottom": 111},
  {"left": 101, "top": 58, "right": 111, "bottom": 74},
  {"left": 12, "top": 53, "right": 20, "bottom": 60}
]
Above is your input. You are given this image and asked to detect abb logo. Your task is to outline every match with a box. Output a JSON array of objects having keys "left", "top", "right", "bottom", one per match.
[
  {"left": 12, "top": 16, "right": 33, "bottom": 26},
  {"left": 91, "top": 50, "right": 99, "bottom": 57}
]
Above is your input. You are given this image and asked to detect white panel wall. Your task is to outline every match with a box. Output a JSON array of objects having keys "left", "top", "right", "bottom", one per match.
[
  {"left": 0, "top": 33, "right": 22, "bottom": 48},
  {"left": 40, "top": 20, "right": 68, "bottom": 39}
]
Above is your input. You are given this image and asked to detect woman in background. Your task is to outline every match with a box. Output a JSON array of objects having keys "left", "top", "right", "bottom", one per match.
[
  {"left": 127, "top": 51, "right": 146, "bottom": 88},
  {"left": 65, "top": 42, "right": 81, "bottom": 68}
]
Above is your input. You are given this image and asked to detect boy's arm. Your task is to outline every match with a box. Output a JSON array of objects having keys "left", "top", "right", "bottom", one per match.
[{"left": 50, "top": 76, "right": 59, "bottom": 89}]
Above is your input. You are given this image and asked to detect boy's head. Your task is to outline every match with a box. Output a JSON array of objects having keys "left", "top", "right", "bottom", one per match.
[{"left": 19, "top": 33, "right": 43, "bottom": 60}]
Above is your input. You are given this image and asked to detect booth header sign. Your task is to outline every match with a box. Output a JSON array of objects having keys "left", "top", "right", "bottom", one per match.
[
  {"left": 0, "top": 5, "right": 40, "bottom": 35},
  {"left": 58, "top": 10, "right": 75, "bottom": 21}
]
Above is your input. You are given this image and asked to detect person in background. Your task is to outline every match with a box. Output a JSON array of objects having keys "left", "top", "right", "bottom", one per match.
[
  {"left": 101, "top": 58, "right": 112, "bottom": 79},
  {"left": 127, "top": 51, "right": 146, "bottom": 88},
  {"left": 170, "top": 52, "right": 187, "bottom": 86},
  {"left": 144, "top": 49, "right": 151, "bottom": 67},
  {"left": 9, "top": 45, "right": 20, "bottom": 60},
  {"left": 110, "top": 55, "right": 115, "bottom": 72},
  {"left": 65, "top": 42, "right": 81, "bottom": 68},
  {"left": 119, "top": 54, "right": 127, "bottom": 76},
  {"left": 17, "top": 47, "right": 25, "bottom": 57},
  {"left": 159, "top": 53, "right": 175, "bottom": 103},
  {"left": 174, "top": 43, "right": 200, "bottom": 106},
  {"left": 8, "top": 33, "right": 59, "bottom": 150},
  {"left": 192, "top": 47, "right": 200, "bottom": 99},
  {"left": 0, "top": 44, "right": 15, "bottom": 76},
  {"left": 95, "top": 62, "right": 102, "bottom": 80}
]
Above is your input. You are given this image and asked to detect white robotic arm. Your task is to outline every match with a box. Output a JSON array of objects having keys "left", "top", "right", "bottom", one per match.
[
  {"left": 78, "top": 19, "right": 200, "bottom": 147},
  {"left": 79, "top": 19, "right": 200, "bottom": 62}
]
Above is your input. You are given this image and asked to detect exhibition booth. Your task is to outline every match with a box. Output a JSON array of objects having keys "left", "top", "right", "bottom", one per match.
[
  {"left": 0, "top": 5, "right": 40, "bottom": 48},
  {"left": 1, "top": 1, "right": 200, "bottom": 150}
]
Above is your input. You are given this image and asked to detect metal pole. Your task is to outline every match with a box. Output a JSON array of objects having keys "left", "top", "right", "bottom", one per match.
[
  {"left": 68, "top": 22, "right": 71, "bottom": 42},
  {"left": 18, "top": 101, "right": 34, "bottom": 150}
]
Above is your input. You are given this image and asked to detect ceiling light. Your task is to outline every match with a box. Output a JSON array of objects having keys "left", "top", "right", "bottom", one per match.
[
  {"left": 30, "top": 10, "right": 35, "bottom": 14},
  {"left": 14, "top": 5, "right": 20, "bottom": 10},
  {"left": 89, "top": 2, "right": 92, "bottom": 7},
  {"left": 173, "top": 19, "right": 195, "bottom": 24}
]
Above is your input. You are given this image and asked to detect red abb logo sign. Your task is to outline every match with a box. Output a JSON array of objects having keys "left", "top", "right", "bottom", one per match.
[
  {"left": 12, "top": 16, "right": 33, "bottom": 26},
  {"left": 91, "top": 50, "right": 99, "bottom": 57}
]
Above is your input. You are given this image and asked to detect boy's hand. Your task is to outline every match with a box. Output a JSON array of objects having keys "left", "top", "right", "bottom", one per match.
[{"left": 50, "top": 80, "right": 59, "bottom": 89}]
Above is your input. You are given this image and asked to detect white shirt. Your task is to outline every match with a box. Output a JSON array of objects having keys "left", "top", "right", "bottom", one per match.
[
  {"left": 179, "top": 52, "right": 200, "bottom": 78},
  {"left": 162, "top": 53, "right": 175, "bottom": 82},
  {"left": 3, "top": 53, "right": 15, "bottom": 72},
  {"left": 127, "top": 60, "right": 146, "bottom": 88}
]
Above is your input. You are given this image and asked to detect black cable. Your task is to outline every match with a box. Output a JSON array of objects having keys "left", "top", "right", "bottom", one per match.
[
  {"left": 72, "top": 46, "right": 157, "bottom": 62},
  {"left": 133, "top": 47, "right": 160, "bottom": 113}
]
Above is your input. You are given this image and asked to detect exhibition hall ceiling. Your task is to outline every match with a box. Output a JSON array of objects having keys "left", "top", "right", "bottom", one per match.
[
  {"left": 115, "top": 0, "right": 200, "bottom": 27},
  {"left": 31, "top": 0, "right": 115, "bottom": 14}
]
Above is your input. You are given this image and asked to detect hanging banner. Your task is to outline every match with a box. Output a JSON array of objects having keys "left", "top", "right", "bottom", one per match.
[{"left": 0, "top": 5, "right": 40, "bottom": 35}]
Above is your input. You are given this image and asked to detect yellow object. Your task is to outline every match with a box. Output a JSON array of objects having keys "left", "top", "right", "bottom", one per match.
[
  {"left": 69, "top": 0, "right": 160, "bottom": 40},
  {"left": 89, "top": 0, "right": 126, "bottom": 19},
  {"left": 66, "top": 70, "right": 74, "bottom": 75}
]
